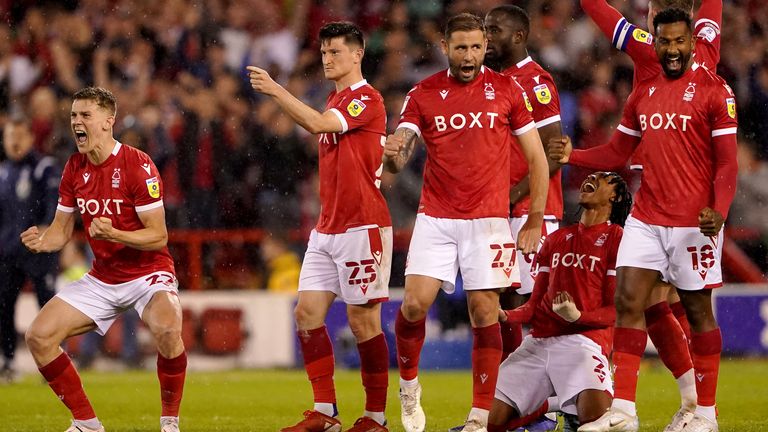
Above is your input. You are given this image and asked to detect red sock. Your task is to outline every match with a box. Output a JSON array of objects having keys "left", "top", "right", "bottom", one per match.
[
  {"left": 395, "top": 309, "right": 425, "bottom": 381},
  {"left": 157, "top": 351, "right": 187, "bottom": 417},
  {"left": 504, "top": 401, "right": 548, "bottom": 430},
  {"left": 645, "top": 302, "right": 693, "bottom": 378},
  {"left": 499, "top": 320, "right": 523, "bottom": 364},
  {"left": 691, "top": 328, "right": 722, "bottom": 407},
  {"left": 299, "top": 326, "right": 336, "bottom": 404},
  {"left": 39, "top": 352, "right": 96, "bottom": 420},
  {"left": 669, "top": 301, "right": 692, "bottom": 342},
  {"left": 472, "top": 323, "right": 502, "bottom": 410},
  {"left": 612, "top": 327, "right": 647, "bottom": 402},
  {"left": 358, "top": 333, "right": 389, "bottom": 412}
]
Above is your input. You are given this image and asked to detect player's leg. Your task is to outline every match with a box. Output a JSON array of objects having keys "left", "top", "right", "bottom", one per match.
[
  {"left": 676, "top": 289, "right": 721, "bottom": 432},
  {"left": 582, "top": 217, "right": 673, "bottom": 432},
  {"left": 498, "top": 290, "right": 527, "bottom": 362},
  {"left": 397, "top": 214, "right": 459, "bottom": 432},
  {"left": 575, "top": 390, "right": 613, "bottom": 425},
  {"left": 644, "top": 281, "right": 697, "bottom": 427},
  {"left": 466, "top": 288, "right": 503, "bottom": 427},
  {"left": 667, "top": 226, "right": 724, "bottom": 432},
  {"left": 26, "top": 297, "right": 102, "bottom": 431},
  {"left": 347, "top": 303, "right": 388, "bottom": 430},
  {"left": 141, "top": 290, "right": 186, "bottom": 432},
  {"left": 667, "top": 289, "right": 692, "bottom": 341},
  {"left": 488, "top": 337, "right": 552, "bottom": 432},
  {"left": 0, "top": 260, "right": 25, "bottom": 378}
]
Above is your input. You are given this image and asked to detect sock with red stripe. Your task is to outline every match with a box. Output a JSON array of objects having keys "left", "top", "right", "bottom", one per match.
[
  {"left": 157, "top": 351, "right": 187, "bottom": 417},
  {"left": 472, "top": 323, "right": 502, "bottom": 410},
  {"left": 39, "top": 352, "right": 98, "bottom": 421},
  {"left": 358, "top": 333, "right": 388, "bottom": 425},
  {"left": 499, "top": 320, "right": 523, "bottom": 363},
  {"left": 395, "top": 309, "right": 426, "bottom": 381},
  {"left": 611, "top": 327, "right": 647, "bottom": 415},
  {"left": 298, "top": 326, "right": 337, "bottom": 416},
  {"left": 691, "top": 328, "right": 722, "bottom": 417},
  {"left": 504, "top": 401, "right": 549, "bottom": 430}
]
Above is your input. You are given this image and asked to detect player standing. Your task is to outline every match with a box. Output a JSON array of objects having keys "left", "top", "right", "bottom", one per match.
[
  {"left": 248, "top": 22, "right": 392, "bottom": 432},
  {"left": 22, "top": 87, "right": 186, "bottom": 432},
  {"left": 490, "top": 171, "right": 631, "bottom": 432},
  {"left": 551, "top": 9, "right": 737, "bottom": 432},
  {"left": 484, "top": 3, "right": 564, "bottom": 363},
  {"left": 384, "top": 13, "right": 549, "bottom": 432},
  {"left": 580, "top": 1, "right": 723, "bottom": 428}
]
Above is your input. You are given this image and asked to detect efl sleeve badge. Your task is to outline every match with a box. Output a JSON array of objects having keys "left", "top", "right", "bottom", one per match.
[
  {"left": 533, "top": 84, "right": 552, "bottom": 105},
  {"left": 145, "top": 177, "right": 161, "bottom": 199},
  {"left": 632, "top": 28, "right": 653, "bottom": 45},
  {"left": 726, "top": 98, "right": 736, "bottom": 119},
  {"left": 347, "top": 98, "right": 367, "bottom": 117}
]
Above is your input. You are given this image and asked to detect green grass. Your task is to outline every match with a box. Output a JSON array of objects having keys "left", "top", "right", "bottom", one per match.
[{"left": 1, "top": 359, "right": 766, "bottom": 431}]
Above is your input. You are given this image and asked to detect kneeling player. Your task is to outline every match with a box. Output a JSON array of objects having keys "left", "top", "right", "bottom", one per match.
[{"left": 488, "top": 172, "right": 632, "bottom": 432}]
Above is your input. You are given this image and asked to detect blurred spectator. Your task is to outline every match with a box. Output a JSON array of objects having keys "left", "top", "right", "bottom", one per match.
[
  {"left": 260, "top": 232, "right": 301, "bottom": 293},
  {"left": 729, "top": 137, "right": 768, "bottom": 271},
  {"left": 0, "top": 116, "right": 59, "bottom": 381}
]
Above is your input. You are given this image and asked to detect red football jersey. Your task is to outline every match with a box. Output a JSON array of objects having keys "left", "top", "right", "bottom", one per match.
[
  {"left": 398, "top": 67, "right": 536, "bottom": 219},
  {"left": 529, "top": 222, "right": 622, "bottom": 355},
  {"left": 317, "top": 79, "right": 392, "bottom": 233},
  {"left": 616, "top": 64, "right": 738, "bottom": 226},
  {"left": 503, "top": 57, "right": 564, "bottom": 219},
  {"left": 585, "top": 0, "right": 723, "bottom": 169},
  {"left": 57, "top": 142, "right": 175, "bottom": 284}
]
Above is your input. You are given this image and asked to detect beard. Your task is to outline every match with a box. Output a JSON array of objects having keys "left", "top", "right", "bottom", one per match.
[{"left": 660, "top": 51, "right": 692, "bottom": 78}]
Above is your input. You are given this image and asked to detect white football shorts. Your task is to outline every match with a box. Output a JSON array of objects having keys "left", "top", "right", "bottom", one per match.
[
  {"left": 298, "top": 226, "right": 392, "bottom": 305},
  {"left": 509, "top": 216, "right": 560, "bottom": 295},
  {"left": 617, "top": 216, "right": 724, "bottom": 290},
  {"left": 57, "top": 271, "right": 179, "bottom": 335},
  {"left": 495, "top": 334, "right": 612, "bottom": 416},
  {"left": 405, "top": 214, "right": 516, "bottom": 293}
]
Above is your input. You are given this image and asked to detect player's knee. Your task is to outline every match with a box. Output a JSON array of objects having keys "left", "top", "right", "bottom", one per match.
[
  {"left": 294, "top": 303, "right": 322, "bottom": 329},
  {"left": 400, "top": 298, "right": 428, "bottom": 321},
  {"left": 151, "top": 322, "right": 181, "bottom": 346},
  {"left": 614, "top": 289, "right": 643, "bottom": 316},
  {"left": 25, "top": 325, "right": 54, "bottom": 354}
]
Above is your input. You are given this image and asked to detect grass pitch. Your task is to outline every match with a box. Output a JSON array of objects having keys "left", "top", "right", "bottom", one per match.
[{"left": 1, "top": 358, "right": 766, "bottom": 431}]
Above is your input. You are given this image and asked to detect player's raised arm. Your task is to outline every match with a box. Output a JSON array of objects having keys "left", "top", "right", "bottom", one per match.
[
  {"left": 383, "top": 127, "right": 419, "bottom": 174},
  {"left": 247, "top": 66, "right": 343, "bottom": 134},
  {"left": 515, "top": 126, "right": 548, "bottom": 253},
  {"left": 89, "top": 206, "right": 169, "bottom": 251},
  {"left": 20, "top": 209, "right": 75, "bottom": 253},
  {"left": 693, "top": 0, "right": 723, "bottom": 69}
]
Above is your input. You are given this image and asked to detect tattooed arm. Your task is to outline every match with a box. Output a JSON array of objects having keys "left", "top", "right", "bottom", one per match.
[{"left": 383, "top": 127, "right": 419, "bottom": 174}]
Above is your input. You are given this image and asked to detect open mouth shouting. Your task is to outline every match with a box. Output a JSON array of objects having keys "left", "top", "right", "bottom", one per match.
[{"left": 74, "top": 130, "right": 88, "bottom": 146}]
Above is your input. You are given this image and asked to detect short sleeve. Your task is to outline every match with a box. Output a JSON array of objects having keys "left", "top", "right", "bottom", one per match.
[
  {"left": 56, "top": 159, "right": 76, "bottom": 213},
  {"left": 130, "top": 154, "right": 164, "bottom": 212},
  {"left": 529, "top": 73, "right": 561, "bottom": 128},
  {"left": 397, "top": 87, "right": 423, "bottom": 136},
  {"left": 329, "top": 91, "right": 385, "bottom": 134},
  {"left": 709, "top": 83, "right": 738, "bottom": 138},
  {"left": 508, "top": 79, "right": 536, "bottom": 136},
  {"left": 606, "top": 227, "right": 622, "bottom": 276}
]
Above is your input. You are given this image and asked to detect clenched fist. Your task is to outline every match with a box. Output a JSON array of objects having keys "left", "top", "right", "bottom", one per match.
[
  {"left": 548, "top": 136, "right": 572, "bottom": 164},
  {"left": 89, "top": 217, "right": 115, "bottom": 241},
  {"left": 246, "top": 66, "right": 281, "bottom": 96},
  {"left": 20, "top": 226, "right": 45, "bottom": 253},
  {"left": 552, "top": 291, "right": 581, "bottom": 322}
]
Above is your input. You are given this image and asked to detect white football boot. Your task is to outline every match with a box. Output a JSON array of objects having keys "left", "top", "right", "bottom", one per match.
[
  {"left": 400, "top": 383, "right": 426, "bottom": 432},
  {"left": 65, "top": 421, "right": 105, "bottom": 432},
  {"left": 680, "top": 414, "right": 718, "bottom": 432},
  {"left": 577, "top": 407, "right": 639, "bottom": 432},
  {"left": 664, "top": 408, "right": 695, "bottom": 432},
  {"left": 161, "top": 417, "right": 180, "bottom": 432}
]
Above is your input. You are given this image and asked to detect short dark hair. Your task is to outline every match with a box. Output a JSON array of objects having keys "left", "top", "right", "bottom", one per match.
[
  {"left": 444, "top": 13, "right": 485, "bottom": 40},
  {"left": 319, "top": 21, "right": 365, "bottom": 49},
  {"left": 653, "top": 7, "right": 693, "bottom": 33},
  {"left": 488, "top": 5, "right": 530, "bottom": 35},
  {"left": 651, "top": 0, "right": 694, "bottom": 12},
  {"left": 73, "top": 87, "right": 117, "bottom": 116},
  {"left": 606, "top": 172, "right": 633, "bottom": 227}
]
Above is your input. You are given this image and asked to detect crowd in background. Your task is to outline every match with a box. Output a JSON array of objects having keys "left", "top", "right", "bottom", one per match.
[{"left": 1, "top": 0, "right": 767, "bottom": 282}]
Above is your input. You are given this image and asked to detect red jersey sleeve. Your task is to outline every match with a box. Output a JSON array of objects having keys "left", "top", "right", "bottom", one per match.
[
  {"left": 130, "top": 153, "right": 165, "bottom": 213},
  {"left": 505, "top": 235, "right": 553, "bottom": 324},
  {"left": 529, "top": 73, "right": 561, "bottom": 127},
  {"left": 397, "top": 87, "right": 424, "bottom": 136},
  {"left": 709, "top": 83, "right": 738, "bottom": 217},
  {"left": 329, "top": 90, "right": 385, "bottom": 134},
  {"left": 509, "top": 78, "right": 536, "bottom": 136},
  {"left": 693, "top": 0, "right": 722, "bottom": 71},
  {"left": 581, "top": 0, "right": 656, "bottom": 62},
  {"left": 56, "top": 158, "right": 76, "bottom": 213}
]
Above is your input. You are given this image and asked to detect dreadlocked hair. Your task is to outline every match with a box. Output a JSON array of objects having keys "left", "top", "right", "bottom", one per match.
[{"left": 606, "top": 172, "right": 633, "bottom": 227}]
